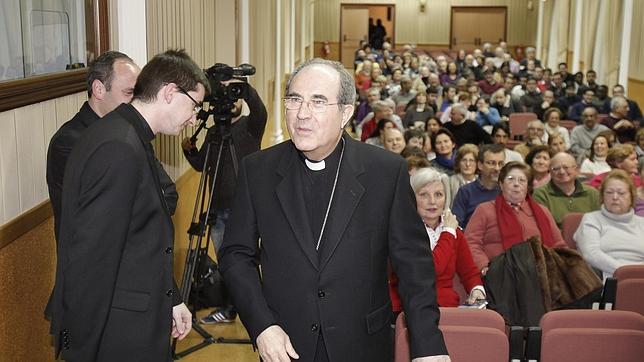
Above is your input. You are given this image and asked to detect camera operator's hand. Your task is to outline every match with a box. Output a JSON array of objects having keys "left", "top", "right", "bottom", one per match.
[{"left": 182, "top": 137, "right": 197, "bottom": 151}]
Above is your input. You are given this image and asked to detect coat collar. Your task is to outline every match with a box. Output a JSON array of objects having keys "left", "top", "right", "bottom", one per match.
[{"left": 275, "top": 133, "right": 365, "bottom": 271}]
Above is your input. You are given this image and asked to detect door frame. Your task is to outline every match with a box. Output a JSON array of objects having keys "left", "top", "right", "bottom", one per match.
[
  {"left": 449, "top": 6, "right": 507, "bottom": 49},
  {"left": 339, "top": 3, "right": 396, "bottom": 65}
]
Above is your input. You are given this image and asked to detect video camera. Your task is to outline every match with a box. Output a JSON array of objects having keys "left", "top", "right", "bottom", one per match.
[{"left": 204, "top": 63, "right": 256, "bottom": 118}]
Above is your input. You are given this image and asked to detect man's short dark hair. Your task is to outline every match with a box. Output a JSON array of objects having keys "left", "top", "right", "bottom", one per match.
[
  {"left": 491, "top": 122, "right": 511, "bottom": 138},
  {"left": 477, "top": 143, "right": 505, "bottom": 162},
  {"left": 404, "top": 128, "right": 424, "bottom": 143},
  {"left": 87, "top": 51, "right": 134, "bottom": 97},
  {"left": 426, "top": 86, "right": 440, "bottom": 95},
  {"left": 133, "top": 49, "right": 210, "bottom": 103},
  {"left": 587, "top": 69, "right": 596, "bottom": 76}
]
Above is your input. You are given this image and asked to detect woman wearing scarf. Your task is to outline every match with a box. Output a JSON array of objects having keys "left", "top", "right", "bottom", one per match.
[
  {"left": 430, "top": 128, "right": 457, "bottom": 175},
  {"left": 464, "top": 161, "right": 567, "bottom": 274}
]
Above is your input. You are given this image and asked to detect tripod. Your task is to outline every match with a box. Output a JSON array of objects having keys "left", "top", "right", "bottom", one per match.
[{"left": 172, "top": 116, "right": 252, "bottom": 359}]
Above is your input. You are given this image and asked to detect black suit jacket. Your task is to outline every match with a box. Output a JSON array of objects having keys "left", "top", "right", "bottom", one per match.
[
  {"left": 46, "top": 102, "right": 178, "bottom": 240},
  {"left": 219, "top": 134, "right": 447, "bottom": 361},
  {"left": 48, "top": 104, "right": 180, "bottom": 361}
]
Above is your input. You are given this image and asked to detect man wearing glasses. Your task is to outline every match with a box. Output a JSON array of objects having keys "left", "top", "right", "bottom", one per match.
[
  {"left": 219, "top": 58, "right": 449, "bottom": 362},
  {"left": 48, "top": 49, "right": 209, "bottom": 361},
  {"left": 533, "top": 152, "right": 601, "bottom": 228}
]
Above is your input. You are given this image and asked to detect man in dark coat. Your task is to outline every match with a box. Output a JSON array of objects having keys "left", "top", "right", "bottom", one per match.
[
  {"left": 219, "top": 58, "right": 449, "bottom": 362},
  {"left": 47, "top": 49, "right": 210, "bottom": 361},
  {"left": 46, "top": 51, "right": 178, "bottom": 242}
]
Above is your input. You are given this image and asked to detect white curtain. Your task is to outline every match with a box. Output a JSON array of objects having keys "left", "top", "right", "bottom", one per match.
[{"left": 0, "top": 1, "right": 25, "bottom": 80}]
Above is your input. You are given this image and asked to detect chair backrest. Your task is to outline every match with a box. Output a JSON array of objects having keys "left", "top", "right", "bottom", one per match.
[
  {"left": 508, "top": 112, "right": 538, "bottom": 140},
  {"left": 395, "top": 312, "right": 509, "bottom": 362},
  {"left": 540, "top": 310, "right": 644, "bottom": 332},
  {"left": 540, "top": 328, "right": 644, "bottom": 362},
  {"left": 561, "top": 212, "right": 584, "bottom": 249},
  {"left": 441, "top": 326, "right": 509, "bottom": 362},
  {"left": 560, "top": 120, "right": 577, "bottom": 132},
  {"left": 597, "top": 113, "right": 610, "bottom": 125},
  {"left": 439, "top": 307, "right": 506, "bottom": 332},
  {"left": 616, "top": 278, "right": 644, "bottom": 315},
  {"left": 614, "top": 265, "right": 644, "bottom": 280}
]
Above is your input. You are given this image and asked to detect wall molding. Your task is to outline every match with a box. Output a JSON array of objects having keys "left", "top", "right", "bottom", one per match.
[{"left": 0, "top": 201, "right": 52, "bottom": 250}]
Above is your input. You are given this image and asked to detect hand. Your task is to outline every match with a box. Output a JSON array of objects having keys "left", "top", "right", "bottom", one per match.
[
  {"left": 542, "top": 101, "right": 550, "bottom": 109},
  {"left": 481, "top": 266, "right": 489, "bottom": 276},
  {"left": 412, "top": 356, "right": 451, "bottom": 362},
  {"left": 530, "top": 137, "right": 543, "bottom": 145},
  {"left": 466, "top": 288, "right": 487, "bottom": 305},
  {"left": 442, "top": 209, "right": 459, "bottom": 230},
  {"left": 256, "top": 325, "right": 300, "bottom": 362},
  {"left": 614, "top": 119, "right": 634, "bottom": 129},
  {"left": 181, "top": 137, "right": 197, "bottom": 151},
  {"left": 171, "top": 303, "right": 192, "bottom": 340}
]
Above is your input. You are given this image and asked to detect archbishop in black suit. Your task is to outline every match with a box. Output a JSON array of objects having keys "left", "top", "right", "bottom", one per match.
[
  {"left": 47, "top": 50, "right": 209, "bottom": 361},
  {"left": 219, "top": 59, "right": 449, "bottom": 362}
]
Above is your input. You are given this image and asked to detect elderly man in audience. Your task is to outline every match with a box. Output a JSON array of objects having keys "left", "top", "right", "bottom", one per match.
[
  {"left": 535, "top": 89, "right": 558, "bottom": 121},
  {"left": 588, "top": 144, "right": 643, "bottom": 188},
  {"left": 603, "top": 84, "right": 643, "bottom": 123},
  {"left": 359, "top": 99, "right": 403, "bottom": 141},
  {"left": 355, "top": 87, "right": 382, "bottom": 127},
  {"left": 391, "top": 75, "right": 417, "bottom": 108},
  {"left": 533, "top": 152, "right": 601, "bottom": 228},
  {"left": 452, "top": 144, "right": 505, "bottom": 228},
  {"left": 519, "top": 77, "right": 543, "bottom": 113},
  {"left": 574, "top": 170, "right": 644, "bottom": 279},
  {"left": 478, "top": 70, "right": 503, "bottom": 96},
  {"left": 568, "top": 88, "right": 597, "bottom": 123},
  {"left": 514, "top": 119, "right": 548, "bottom": 159},
  {"left": 444, "top": 103, "right": 491, "bottom": 147},
  {"left": 603, "top": 96, "right": 637, "bottom": 143},
  {"left": 570, "top": 106, "right": 609, "bottom": 158},
  {"left": 465, "top": 162, "right": 567, "bottom": 274}
]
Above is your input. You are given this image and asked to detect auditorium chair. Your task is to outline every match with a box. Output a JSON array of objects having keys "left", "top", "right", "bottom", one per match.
[
  {"left": 508, "top": 112, "right": 538, "bottom": 140},
  {"left": 561, "top": 212, "right": 583, "bottom": 249},
  {"left": 614, "top": 265, "right": 644, "bottom": 280},
  {"left": 616, "top": 278, "right": 644, "bottom": 315},
  {"left": 560, "top": 120, "right": 577, "bottom": 132}
]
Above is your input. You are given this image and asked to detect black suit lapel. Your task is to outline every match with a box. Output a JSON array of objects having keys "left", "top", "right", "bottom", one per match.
[
  {"left": 276, "top": 146, "right": 319, "bottom": 270},
  {"left": 318, "top": 136, "right": 365, "bottom": 272}
]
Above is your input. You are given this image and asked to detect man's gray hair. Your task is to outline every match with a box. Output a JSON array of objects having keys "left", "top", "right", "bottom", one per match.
[
  {"left": 610, "top": 95, "right": 627, "bottom": 111},
  {"left": 286, "top": 58, "right": 356, "bottom": 106},
  {"left": 371, "top": 100, "right": 392, "bottom": 112},
  {"left": 451, "top": 103, "right": 468, "bottom": 117}
]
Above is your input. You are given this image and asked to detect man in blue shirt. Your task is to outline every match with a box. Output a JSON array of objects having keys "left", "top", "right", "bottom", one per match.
[{"left": 452, "top": 144, "right": 505, "bottom": 227}]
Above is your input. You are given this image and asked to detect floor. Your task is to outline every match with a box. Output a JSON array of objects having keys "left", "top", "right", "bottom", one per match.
[{"left": 174, "top": 309, "right": 258, "bottom": 362}]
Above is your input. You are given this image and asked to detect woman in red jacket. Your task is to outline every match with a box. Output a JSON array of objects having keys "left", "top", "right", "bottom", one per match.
[{"left": 390, "top": 167, "right": 486, "bottom": 309}]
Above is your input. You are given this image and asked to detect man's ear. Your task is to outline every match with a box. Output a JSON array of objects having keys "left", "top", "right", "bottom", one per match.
[
  {"left": 91, "top": 79, "right": 106, "bottom": 100},
  {"left": 341, "top": 104, "right": 355, "bottom": 129},
  {"left": 161, "top": 82, "right": 175, "bottom": 104}
]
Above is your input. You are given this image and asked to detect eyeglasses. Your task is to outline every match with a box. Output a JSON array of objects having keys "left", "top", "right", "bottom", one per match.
[
  {"left": 505, "top": 175, "right": 528, "bottom": 184},
  {"left": 177, "top": 85, "right": 202, "bottom": 115},
  {"left": 283, "top": 96, "right": 340, "bottom": 113},
  {"left": 550, "top": 165, "right": 576, "bottom": 172}
]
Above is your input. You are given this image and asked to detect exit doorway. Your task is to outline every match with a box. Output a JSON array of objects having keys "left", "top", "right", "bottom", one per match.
[{"left": 340, "top": 4, "right": 395, "bottom": 69}]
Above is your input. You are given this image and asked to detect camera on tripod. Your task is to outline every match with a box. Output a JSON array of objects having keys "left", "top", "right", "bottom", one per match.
[{"left": 204, "top": 63, "right": 256, "bottom": 120}]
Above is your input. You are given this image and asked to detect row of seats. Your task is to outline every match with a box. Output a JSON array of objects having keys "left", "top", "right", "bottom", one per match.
[
  {"left": 395, "top": 309, "right": 644, "bottom": 362},
  {"left": 395, "top": 265, "right": 644, "bottom": 361}
]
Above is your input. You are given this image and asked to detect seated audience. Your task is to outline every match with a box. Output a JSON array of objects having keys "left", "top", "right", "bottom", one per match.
[
  {"left": 574, "top": 170, "right": 644, "bottom": 279},
  {"left": 533, "top": 152, "right": 601, "bottom": 227},
  {"left": 603, "top": 95, "right": 637, "bottom": 143},
  {"left": 354, "top": 87, "right": 382, "bottom": 127},
  {"left": 534, "top": 89, "right": 558, "bottom": 121},
  {"left": 556, "top": 83, "right": 581, "bottom": 116},
  {"left": 519, "top": 77, "right": 543, "bottom": 113},
  {"left": 359, "top": 99, "right": 402, "bottom": 141},
  {"left": 526, "top": 145, "right": 552, "bottom": 189},
  {"left": 491, "top": 123, "right": 524, "bottom": 163},
  {"left": 453, "top": 144, "right": 505, "bottom": 227},
  {"left": 440, "top": 85, "right": 457, "bottom": 112},
  {"left": 570, "top": 106, "right": 609, "bottom": 158},
  {"left": 604, "top": 84, "right": 643, "bottom": 123},
  {"left": 409, "top": 168, "right": 486, "bottom": 307},
  {"left": 425, "top": 117, "right": 442, "bottom": 135},
  {"left": 391, "top": 75, "right": 417, "bottom": 108},
  {"left": 403, "top": 91, "right": 435, "bottom": 128},
  {"left": 474, "top": 96, "right": 501, "bottom": 130},
  {"left": 490, "top": 88, "right": 518, "bottom": 120},
  {"left": 636, "top": 128, "right": 644, "bottom": 164},
  {"left": 548, "top": 132, "right": 568, "bottom": 155},
  {"left": 365, "top": 119, "right": 395, "bottom": 148},
  {"left": 514, "top": 119, "right": 548, "bottom": 159},
  {"left": 588, "top": 143, "right": 642, "bottom": 188},
  {"left": 637, "top": 163, "right": 644, "bottom": 216},
  {"left": 440, "top": 62, "right": 460, "bottom": 86},
  {"left": 543, "top": 107, "right": 571, "bottom": 149},
  {"left": 579, "top": 133, "right": 612, "bottom": 176},
  {"left": 465, "top": 162, "right": 567, "bottom": 273},
  {"left": 568, "top": 88, "right": 596, "bottom": 123},
  {"left": 449, "top": 144, "right": 479, "bottom": 205},
  {"left": 444, "top": 103, "right": 492, "bottom": 146},
  {"left": 382, "top": 127, "right": 406, "bottom": 155},
  {"left": 406, "top": 155, "right": 431, "bottom": 175},
  {"left": 478, "top": 70, "right": 503, "bottom": 95},
  {"left": 404, "top": 128, "right": 425, "bottom": 150},
  {"left": 430, "top": 128, "right": 458, "bottom": 175},
  {"left": 422, "top": 132, "right": 436, "bottom": 161}
]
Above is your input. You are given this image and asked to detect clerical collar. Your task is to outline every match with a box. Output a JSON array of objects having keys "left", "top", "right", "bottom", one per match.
[{"left": 300, "top": 137, "right": 344, "bottom": 172}]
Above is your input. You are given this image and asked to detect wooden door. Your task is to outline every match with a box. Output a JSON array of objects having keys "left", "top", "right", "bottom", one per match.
[
  {"left": 451, "top": 7, "right": 507, "bottom": 51},
  {"left": 340, "top": 7, "right": 369, "bottom": 69}
]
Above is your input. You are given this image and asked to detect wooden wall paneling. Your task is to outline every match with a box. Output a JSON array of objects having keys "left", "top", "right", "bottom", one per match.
[{"left": 0, "top": 111, "right": 20, "bottom": 224}]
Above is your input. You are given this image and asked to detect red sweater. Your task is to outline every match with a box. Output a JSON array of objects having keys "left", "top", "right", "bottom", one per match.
[{"left": 389, "top": 228, "right": 482, "bottom": 309}]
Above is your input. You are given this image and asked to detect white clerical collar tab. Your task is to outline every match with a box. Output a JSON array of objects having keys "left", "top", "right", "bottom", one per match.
[{"left": 305, "top": 158, "right": 325, "bottom": 171}]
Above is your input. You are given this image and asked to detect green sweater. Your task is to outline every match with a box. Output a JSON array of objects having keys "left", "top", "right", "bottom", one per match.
[{"left": 533, "top": 180, "right": 601, "bottom": 228}]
